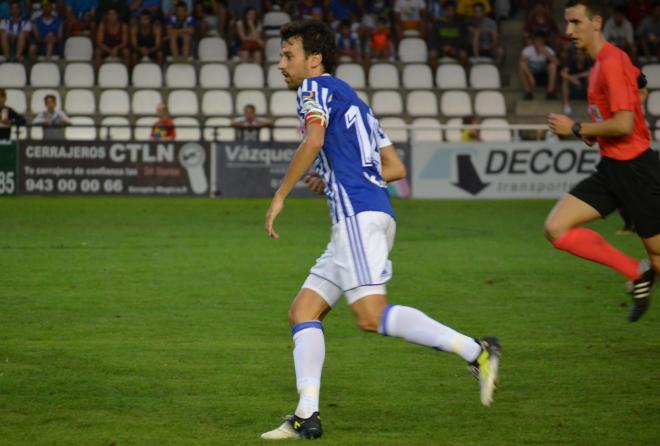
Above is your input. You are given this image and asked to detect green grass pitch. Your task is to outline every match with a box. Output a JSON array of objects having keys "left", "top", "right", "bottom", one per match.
[{"left": 1, "top": 197, "right": 659, "bottom": 446}]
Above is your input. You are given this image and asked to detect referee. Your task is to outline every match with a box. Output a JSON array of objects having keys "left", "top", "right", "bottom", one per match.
[{"left": 546, "top": 0, "right": 660, "bottom": 322}]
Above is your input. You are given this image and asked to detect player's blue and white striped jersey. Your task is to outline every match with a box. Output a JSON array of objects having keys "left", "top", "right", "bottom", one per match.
[{"left": 296, "top": 74, "right": 394, "bottom": 224}]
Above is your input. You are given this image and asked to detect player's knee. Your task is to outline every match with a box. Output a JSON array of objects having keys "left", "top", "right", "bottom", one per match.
[{"left": 544, "top": 219, "right": 567, "bottom": 243}]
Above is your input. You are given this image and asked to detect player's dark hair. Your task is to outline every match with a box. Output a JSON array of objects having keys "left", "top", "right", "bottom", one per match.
[
  {"left": 564, "top": 0, "right": 604, "bottom": 19},
  {"left": 280, "top": 20, "right": 336, "bottom": 74}
]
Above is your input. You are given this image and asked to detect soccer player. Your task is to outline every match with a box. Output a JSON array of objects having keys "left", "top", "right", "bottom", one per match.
[
  {"left": 261, "top": 20, "right": 501, "bottom": 440},
  {"left": 546, "top": 0, "right": 660, "bottom": 322}
]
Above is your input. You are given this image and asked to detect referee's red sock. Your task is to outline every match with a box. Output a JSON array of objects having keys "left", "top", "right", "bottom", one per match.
[{"left": 552, "top": 228, "right": 641, "bottom": 280}]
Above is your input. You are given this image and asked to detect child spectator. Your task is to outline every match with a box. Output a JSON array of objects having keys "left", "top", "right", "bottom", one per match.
[
  {"left": 336, "top": 19, "right": 360, "bottom": 62},
  {"left": 65, "top": 0, "right": 98, "bottom": 37},
  {"left": 604, "top": 6, "right": 636, "bottom": 61},
  {"left": 95, "top": 6, "right": 130, "bottom": 66},
  {"left": 167, "top": 1, "right": 195, "bottom": 62},
  {"left": 0, "top": 1, "right": 31, "bottom": 62},
  {"left": 33, "top": 94, "right": 70, "bottom": 140},
  {"left": 151, "top": 102, "right": 176, "bottom": 141},
  {"left": 366, "top": 15, "right": 393, "bottom": 62},
  {"left": 428, "top": 1, "right": 468, "bottom": 67},
  {"left": 130, "top": 9, "right": 162, "bottom": 64},
  {"left": 638, "top": 3, "right": 660, "bottom": 61},
  {"left": 235, "top": 6, "right": 263, "bottom": 63},
  {"left": 518, "top": 31, "right": 558, "bottom": 100},
  {"left": 560, "top": 47, "right": 591, "bottom": 115},
  {"left": 29, "top": 1, "right": 62, "bottom": 62},
  {"left": 467, "top": 2, "right": 503, "bottom": 64}
]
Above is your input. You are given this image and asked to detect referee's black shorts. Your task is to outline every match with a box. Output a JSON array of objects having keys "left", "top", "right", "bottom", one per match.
[{"left": 570, "top": 149, "right": 660, "bottom": 238}]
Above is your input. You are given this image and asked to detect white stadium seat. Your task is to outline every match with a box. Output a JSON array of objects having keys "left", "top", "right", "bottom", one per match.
[
  {"left": 0, "top": 63, "right": 26, "bottom": 87},
  {"left": 166, "top": 64, "right": 196, "bottom": 88},
  {"left": 30, "top": 126, "right": 43, "bottom": 140},
  {"left": 406, "top": 90, "right": 438, "bottom": 117},
  {"left": 64, "top": 63, "right": 94, "bottom": 87},
  {"left": 132, "top": 90, "right": 163, "bottom": 115},
  {"left": 11, "top": 126, "right": 27, "bottom": 140},
  {"left": 411, "top": 117, "right": 443, "bottom": 142},
  {"left": 444, "top": 117, "right": 463, "bottom": 142},
  {"left": 98, "top": 62, "right": 129, "bottom": 88},
  {"left": 202, "top": 90, "right": 233, "bottom": 116},
  {"left": 204, "top": 117, "right": 234, "bottom": 141},
  {"left": 647, "top": 91, "right": 660, "bottom": 116},
  {"left": 267, "top": 64, "right": 287, "bottom": 89},
  {"left": 270, "top": 91, "right": 298, "bottom": 117},
  {"left": 65, "top": 89, "right": 96, "bottom": 115},
  {"left": 398, "top": 38, "right": 427, "bottom": 62},
  {"left": 356, "top": 90, "right": 369, "bottom": 105},
  {"left": 655, "top": 119, "right": 660, "bottom": 141},
  {"left": 64, "top": 36, "right": 93, "bottom": 60},
  {"left": 380, "top": 117, "right": 408, "bottom": 142},
  {"left": 480, "top": 118, "right": 512, "bottom": 142},
  {"left": 335, "top": 63, "right": 366, "bottom": 88},
  {"left": 263, "top": 11, "right": 290, "bottom": 37},
  {"left": 31, "top": 89, "right": 61, "bottom": 113},
  {"left": 132, "top": 63, "right": 163, "bottom": 88},
  {"left": 402, "top": 64, "right": 433, "bottom": 88},
  {"left": 441, "top": 91, "right": 472, "bottom": 117},
  {"left": 173, "top": 117, "right": 201, "bottom": 140},
  {"left": 266, "top": 37, "right": 281, "bottom": 62},
  {"left": 235, "top": 90, "right": 267, "bottom": 115},
  {"left": 372, "top": 91, "right": 403, "bottom": 115},
  {"left": 474, "top": 90, "right": 506, "bottom": 117},
  {"left": 436, "top": 64, "right": 467, "bottom": 89},
  {"left": 368, "top": 63, "right": 399, "bottom": 88},
  {"left": 134, "top": 116, "right": 156, "bottom": 141},
  {"left": 168, "top": 90, "right": 199, "bottom": 116},
  {"left": 100, "top": 116, "right": 131, "bottom": 140},
  {"left": 65, "top": 116, "right": 96, "bottom": 140},
  {"left": 99, "top": 89, "right": 130, "bottom": 115},
  {"left": 273, "top": 117, "right": 301, "bottom": 142},
  {"left": 199, "top": 63, "right": 230, "bottom": 88},
  {"left": 233, "top": 63, "right": 265, "bottom": 88},
  {"left": 6, "top": 90, "right": 26, "bottom": 114},
  {"left": 198, "top": 37, "right": 227, "bottom": 61},
  {"left": 642, "top": 64, "right": 660, "bottom": 89},
  {"left": 30, "top": 62, "right": 60, "bottom": 87},
  {"left": 470, "top": 64, "right": 501, "bottom": 89}
]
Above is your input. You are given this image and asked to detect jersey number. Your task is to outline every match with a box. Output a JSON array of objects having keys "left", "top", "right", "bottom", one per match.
[{"left": 344, "top": 105, "right": 379, "bottom": 167}]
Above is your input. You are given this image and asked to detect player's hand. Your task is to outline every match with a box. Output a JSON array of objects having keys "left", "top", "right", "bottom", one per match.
[
  {"left": 547, "top": 113, "right": 574, "bottom": 136},
  {"left": 265, "top": 195, "right": 284, "bottom": 239},
  {"left": 304, "top": 172, "right": 325, "bottom": 195}
]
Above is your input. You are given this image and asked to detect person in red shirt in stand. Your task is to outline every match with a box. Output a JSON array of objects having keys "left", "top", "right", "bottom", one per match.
[
  {"left": 546, "top": 0, "right": 660, "bottom": 322},
  {"left": 150, "top": 102, "right": 176, "bottom": 141}
]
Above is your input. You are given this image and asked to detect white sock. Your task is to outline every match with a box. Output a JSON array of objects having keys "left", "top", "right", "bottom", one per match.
[
  {"left": 292, "top": 321, "right": 325, "bottom": 419},
  {"left": 379, "top": 305, "right": 481, "bottom": 362}
]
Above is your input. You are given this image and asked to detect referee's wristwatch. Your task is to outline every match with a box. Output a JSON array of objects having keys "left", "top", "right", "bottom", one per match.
[{"left": 571, "top": 122, "right": 582, "bottom": 139}]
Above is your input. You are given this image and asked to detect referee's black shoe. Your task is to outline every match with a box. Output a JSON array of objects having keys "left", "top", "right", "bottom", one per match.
[{"left": 628, "top": 267, "right": 656, "bottom": 322}]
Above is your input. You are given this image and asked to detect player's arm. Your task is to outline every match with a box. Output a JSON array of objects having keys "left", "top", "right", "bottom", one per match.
[
  {"left": 380, "top": 145, "right": 406, "bottom": 182},
  {"left": 265, "top": 122, "right": 325, "bottom": 239}
]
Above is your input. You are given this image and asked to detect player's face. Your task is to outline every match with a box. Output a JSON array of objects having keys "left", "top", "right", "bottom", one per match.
[
  {"left": 278, "top": 37, "right": 311, "bottom": 90},
  {"left": 564, "top": 5, "right": 601, "bottom": 50}
]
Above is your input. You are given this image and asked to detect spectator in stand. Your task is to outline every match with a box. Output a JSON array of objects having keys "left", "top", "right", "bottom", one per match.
[
  {"left": 560, "top": 46, "right": 591, "bottom": 115},
  {"left": 365, "top": 15, "right": 393, "bottom": 62},
  {"left": 457, "top": 0, "right": 490, "bottom": 17},
  {"left": 126, "top": 0, "right": 161, "bottom": 22},
  {"left": 29, "top": 1, "right": 62, "bottom": 62},
  {"left": 33, "top": 94, "right": 70, "bottom": 140},
  {"left": 637, "top": 3, "right": 660, "bottom": 61},
  {"left": 0, "top": 88, "right": 26, "bottom": 141},
  {"left": 461, "top": 115, "right": 480, "bottom": 142},
  {"left": 130, "top": 9, "right": 162, "bottom": 64},
  {"left": 0, "top": 1, "right": 31, "bottom": 62},
  {"left": 523, "top": 2, "right": 559, "bottom": 48},
  {"left": 518, "top": 31, "right": 558, "bottom": 100},
  {"left": 163, "top": 0, "right": 193, "bottom": 15},
  {"left": 231, "top": 103, "right": 272, "bottom": 142},
  {"left": 428, "top": 1, "right": 468, "bottom": 68},
  {"left": 604, "top": 6, "right": 636, "bottom": 61},
  {"left": 95, "top": 6, "right": 130, "bottom": 66},
  {"left": 193, "top": 0, "right": 227, "bottom": 37},
  {"left": 336, "top": 19, "right": 360, "bottom": 62},
  {"left": 328, "top": 0, "right": 358, "bottom": 28},
  {"left": 467, "top": 2, "right": 503, "bottom": 64},
  {"left": 297, "top": 0, "right": 324, "bottom": 21},
  {"left": 235, "top": 6, "right": 263, "bottom": 63},
  {"left": 358, "top": 0, "right": 389, "bottom": 38},
  {"left": 394, "top": 0, "right": 426, "bottom": 39},
  {"left": 65, "top": 0, "right": 98, "bottom": 37},
  {"left": 151, "top": 102, "right": 176, "bottom": 141},
  {"left": 167, "top": 1, "right": 195, "bottom": 62}
]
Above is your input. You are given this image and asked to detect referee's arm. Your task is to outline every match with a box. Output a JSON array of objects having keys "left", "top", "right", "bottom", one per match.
[{"left": 548, "top": 110, "right": 633, "bottom": 138}]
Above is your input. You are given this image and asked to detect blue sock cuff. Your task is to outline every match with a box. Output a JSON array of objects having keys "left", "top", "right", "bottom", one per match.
[
  {"left": 291, "top": 320, "right": 324, "bottom": 337},
  {"left": 379, "top": 304, "right": 396, "bottom": 336}
]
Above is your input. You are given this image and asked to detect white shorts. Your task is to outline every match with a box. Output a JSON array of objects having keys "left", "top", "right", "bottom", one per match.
[{"left": 302, "top": 211, "right": 396, "bottom": 306}]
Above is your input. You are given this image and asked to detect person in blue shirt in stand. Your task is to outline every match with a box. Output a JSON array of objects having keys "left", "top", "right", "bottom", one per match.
[{"left": 29, "top": 1, "right": 63, "bottom": 63}]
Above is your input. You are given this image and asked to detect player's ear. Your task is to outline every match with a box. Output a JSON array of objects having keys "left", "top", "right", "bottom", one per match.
[
  {"left": 308, "top": 52, "right": 323, "bottom": 70},
  {"left": 592, "top": 14, "right": 603, "bottom": 32}
]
